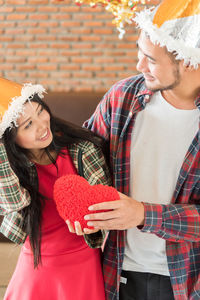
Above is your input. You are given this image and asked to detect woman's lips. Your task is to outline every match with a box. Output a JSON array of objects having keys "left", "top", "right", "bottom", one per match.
[{"left": 39, "top": 128, "right": 50, "bottom": 141}]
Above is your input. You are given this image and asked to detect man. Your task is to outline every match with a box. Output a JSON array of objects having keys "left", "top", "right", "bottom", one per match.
[{"left": 83, "top": 0, "right": 200, "bottom": 299}]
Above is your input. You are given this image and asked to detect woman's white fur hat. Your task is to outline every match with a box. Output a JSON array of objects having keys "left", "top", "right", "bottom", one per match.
[{"left": 0, "top": 78, "right": 46, "bottom": 138}]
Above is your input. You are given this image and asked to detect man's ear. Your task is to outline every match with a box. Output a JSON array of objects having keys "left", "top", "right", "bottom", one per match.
[{"left": 183, "top": 62, "right": 194, "bottom": 71}]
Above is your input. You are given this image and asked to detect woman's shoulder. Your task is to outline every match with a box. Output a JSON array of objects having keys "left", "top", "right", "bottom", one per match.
[{"left": 68, "top": 140, "right": 101, "bottom": 153}]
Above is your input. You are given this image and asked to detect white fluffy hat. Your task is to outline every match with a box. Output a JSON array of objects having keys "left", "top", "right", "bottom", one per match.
[
  {"left": 134, "top": 0, "right": 200, "bottom": 68},
  {"left": 0, "top": 78, "right": 46, "bottom": 138}
]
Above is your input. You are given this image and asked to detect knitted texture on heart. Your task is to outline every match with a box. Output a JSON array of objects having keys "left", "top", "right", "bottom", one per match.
[{"left": 53, "top": 174, "right": 119, "bottom": 228}]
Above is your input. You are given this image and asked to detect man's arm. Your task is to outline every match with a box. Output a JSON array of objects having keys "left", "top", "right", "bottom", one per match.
[
  {"left": 83, "top": 90, "right": 111, "bottom": 140},
  {"left": 84, "top": 192, "right": 200, "bottom": 243},
  {"left": 141, "top": 201, "right": 200, "bottom": 242}
]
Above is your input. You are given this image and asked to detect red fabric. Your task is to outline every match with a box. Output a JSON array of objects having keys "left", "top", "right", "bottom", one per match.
[{"left": 54, "top": 174, "right": 119, "bottom": 228}]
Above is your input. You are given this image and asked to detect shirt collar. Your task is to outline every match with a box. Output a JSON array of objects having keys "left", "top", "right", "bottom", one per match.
[
  {"left": 195, "top": 93, "right": 200, "bottom": 110},
  {"left": 136, "top": 85, "right": 154, "bottom": 106}
]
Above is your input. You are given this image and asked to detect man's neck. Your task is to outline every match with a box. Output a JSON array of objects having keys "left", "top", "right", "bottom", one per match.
[
  {"left": 161, "top": 86, "right": 200, "bottom": 110},
  {"left": 161, "top": 66, "right": 200, "bottom": 110}
]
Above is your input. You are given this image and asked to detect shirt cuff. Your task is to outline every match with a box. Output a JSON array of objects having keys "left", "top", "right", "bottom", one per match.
[{"left": 140, "top": 202, "right": 163, "bottom": 233}]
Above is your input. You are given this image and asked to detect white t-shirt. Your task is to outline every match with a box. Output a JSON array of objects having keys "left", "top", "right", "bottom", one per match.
[{"left": 123, "top": 91, "right": 199, "bottom": 276}]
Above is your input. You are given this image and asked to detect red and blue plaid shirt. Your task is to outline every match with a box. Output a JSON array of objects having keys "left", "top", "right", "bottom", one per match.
[{"left": 84, "top": 74, "right": 200, "bottom": 300}]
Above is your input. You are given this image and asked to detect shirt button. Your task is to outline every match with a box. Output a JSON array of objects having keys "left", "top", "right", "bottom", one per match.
[{"left": 145, "top": 95, "right": 150, "bottom": 100}]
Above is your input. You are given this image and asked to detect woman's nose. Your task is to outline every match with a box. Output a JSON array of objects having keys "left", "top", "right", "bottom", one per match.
[{"left": 37, "top": 120, "right": 46, "bottom": 132}]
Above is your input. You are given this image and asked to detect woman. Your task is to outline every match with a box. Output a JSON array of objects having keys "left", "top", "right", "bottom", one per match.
[{"left": 0, "top": 78, "right": 111, "bottom": 300}]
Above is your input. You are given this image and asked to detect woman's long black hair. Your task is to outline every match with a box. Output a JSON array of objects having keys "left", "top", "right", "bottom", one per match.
[{"left": 3, "top": 94, "right": 108, "bottom": 268}]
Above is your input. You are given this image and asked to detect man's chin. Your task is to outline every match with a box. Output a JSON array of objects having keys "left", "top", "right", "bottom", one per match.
[{"left": 144, "top": 80, "right": 160, "bottom": 92}]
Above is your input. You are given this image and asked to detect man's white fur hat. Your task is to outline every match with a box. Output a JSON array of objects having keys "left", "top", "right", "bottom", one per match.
[{"left": 134, "top": 0, "right": 200, "bottom": 68}]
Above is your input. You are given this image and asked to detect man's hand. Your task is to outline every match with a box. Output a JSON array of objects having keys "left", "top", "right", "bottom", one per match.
[{"left": 83, "top": 192, "right": 145, "bottom": 231}]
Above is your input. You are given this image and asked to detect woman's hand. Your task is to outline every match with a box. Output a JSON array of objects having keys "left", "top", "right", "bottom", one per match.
[{"left": 66, "top": 220, "right": 99, "bottom": 235}]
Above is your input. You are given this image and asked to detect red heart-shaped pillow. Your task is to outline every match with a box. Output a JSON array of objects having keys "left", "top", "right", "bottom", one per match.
[{"left": 53, "top": 174, "right": 119, "bottom": 228}]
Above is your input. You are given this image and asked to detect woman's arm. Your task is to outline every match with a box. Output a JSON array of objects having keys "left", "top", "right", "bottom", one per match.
[
  {"left": 0, "top": 142, "right": 30, "bottom": 243},
  {"left": 0, "top": 142, "right": 31, "bottom": 215},
  {"left": 67, "top": 141, "right": 112, "bottom": 247}
]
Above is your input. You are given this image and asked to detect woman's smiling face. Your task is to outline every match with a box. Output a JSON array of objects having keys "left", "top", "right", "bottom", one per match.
[{"left": 15, "top": 101, "right": 53, "bottom": 159}]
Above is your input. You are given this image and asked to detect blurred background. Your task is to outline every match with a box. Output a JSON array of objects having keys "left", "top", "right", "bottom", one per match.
[
  {"left": 0, "top": 0, "right": 159, "bottom": 92},
  {"left": 0, "top": 0, "right": 160, "bottom": 298}
]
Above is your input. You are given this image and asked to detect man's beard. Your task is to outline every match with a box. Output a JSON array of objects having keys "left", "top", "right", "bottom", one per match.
[{"left": 145, "top": 64, "right": 181, "bottom": 93}]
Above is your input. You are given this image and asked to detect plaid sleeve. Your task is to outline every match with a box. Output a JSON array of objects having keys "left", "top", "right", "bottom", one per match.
[
  {"left": 81, "top": 142, "right": 112, "bottom": 186},
  {"left": 0, "top": 142, "right": 31, "bottom": 215},
  {"left": 141, "top": 202, "right": 200, "bottom": 242},
  {"left": 69, "top": 141, "right": 112, "bottom": 249},
  {"left": 0, "top": 211, "right": 26, "bottom": 244},
  {"left": 81, "top": 142, "right": 112, "bottom": 248},
  {"left": 83, "top": 91, "right": 111, "bottom": 141},
  {"left": 84, "top": 230, "right": 106, "bottom": 248}
]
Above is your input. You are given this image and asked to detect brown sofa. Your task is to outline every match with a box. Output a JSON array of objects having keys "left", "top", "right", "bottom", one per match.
[
  {"left": 0, "top": 91, "right": 105, "bottom": 242},
  {"left": 45, "top": 91, "right": 104, "bottom": 126}
]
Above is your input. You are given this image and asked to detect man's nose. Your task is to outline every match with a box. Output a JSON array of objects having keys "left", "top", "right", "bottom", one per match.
[{"left": 136, "top": 56, "right": 148, "bottom": 73}]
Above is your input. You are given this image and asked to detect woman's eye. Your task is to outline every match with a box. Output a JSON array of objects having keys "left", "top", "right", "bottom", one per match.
[
  {"left": 38, "top": 106, "right": 44, "bottom": 114},
  {"left": 24, "top": 121, "right": 32, "bottom": 129}
]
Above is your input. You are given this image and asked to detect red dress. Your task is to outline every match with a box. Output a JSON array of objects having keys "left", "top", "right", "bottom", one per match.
[{"left": 4, "top": 150, "right": 106, "bottom": 300}]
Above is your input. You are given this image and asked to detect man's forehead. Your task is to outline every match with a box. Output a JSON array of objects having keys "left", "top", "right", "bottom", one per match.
[
  {"left": 139, "top": 31, "right": 169, "bottom": 54},
  {"left": 138, "top": 31, "right": 157, "bottom": 50}
]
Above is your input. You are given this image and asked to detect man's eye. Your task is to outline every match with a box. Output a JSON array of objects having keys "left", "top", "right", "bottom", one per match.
[{"left": 148, "top": 58, "right": 155, "bottom": 64}]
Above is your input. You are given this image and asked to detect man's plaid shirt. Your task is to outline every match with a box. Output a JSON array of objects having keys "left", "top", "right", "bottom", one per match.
[
  {"left": 84, "top": 74, "right": 200, "bottom": 300},
  {"left": 0, "top": 140, "right": 111, "bottom": 248}
]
